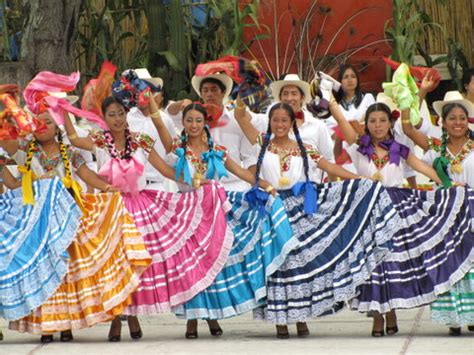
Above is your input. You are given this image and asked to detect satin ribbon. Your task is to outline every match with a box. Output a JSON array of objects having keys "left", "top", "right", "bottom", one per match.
[
  {"left": 202, "top": 150, "right": 229, "bottom": 180},
  {"left": 292, "top": 181, "right": 318, "bottom": 214},
  {"left": 98, "top": 156, "right": 144, "bottom": 195},
  {"left": 357, "top": 135, "right": 410, "bottom": 165},
  {"left": 173, "top": 148, "right": 192, "bottom": 185},
  {"left": 62, "top": 176, "right": 85, "bottom": 212},
  {"left": 18, "top": 165, "right": 35, "bottom": 205},
  {"left": 432, "top": 156, "right": 453, "bottom": 188},
  {"left": 244, "top": 185, "right": 270, "bottom": 215}
]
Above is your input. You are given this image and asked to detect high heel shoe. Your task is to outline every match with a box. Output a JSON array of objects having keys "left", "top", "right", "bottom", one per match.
[
  {"left": 467, "top": 325, "right": 474, "bottom": 332},
  {"left": 108, "top": 318, "right": 122, "bottom": 342},
  {"left": 371, "top": 315, "right": 385, "bottom": 337},
  {"left": 60, "top": 330, "right": 74, "bottom": 342},
  {"left": 185, "top": 320, "right": 198, "bottom": 339},
  {"left": 40, "top": 335, "right": 54, "bottom": 343},
  {"left": 449, "top": 327, "right": 461, "bottom": 336},
  {"left": 385, "top": 311, "right": 398, "bottom": 335},
  {"left": 276, "top": 325, "right": 289, "bottom": 339},
  {"left": 296, "top": 322, "right": 310, "bottom": 337},
  {"left": 127, "top": 316, "right": 143, "bottom": 340},
  {"left": 0, "top": 330, "right": 3, "bottom": 341},
  {"left": 207, "top": 320, "right": 223, "bottom": 336}
]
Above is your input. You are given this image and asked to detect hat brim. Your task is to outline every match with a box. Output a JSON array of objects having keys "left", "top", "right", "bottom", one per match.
[
  {"left": 271, "top": 80, "right": 312, "bottom": 104},
  {"left": 433, "top": 99, "right": 474, "bottom": 118},
  {"left": 143, "top": 77, "right": 164, "bottom": 88},
  {"left": 191, "top": 74, "right": 233, "bottom": 101}
]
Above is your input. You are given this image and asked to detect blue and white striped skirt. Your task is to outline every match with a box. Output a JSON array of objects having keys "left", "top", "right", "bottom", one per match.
[
  {"left": 0, "top": 178, "right": 81, "bottom": 320},
  {"left": 254, "top": 179, "right": 399, "bottom": 324},
  {"left": 352, "top": 186, "right": 474, "bottom": 313},
  {"left": 172, "top": 191, "right": 298, "bottom": 319}
]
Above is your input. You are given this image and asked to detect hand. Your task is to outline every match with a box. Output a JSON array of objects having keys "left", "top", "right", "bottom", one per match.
[
  {"left": 180, "top": 99, "right": 192, "bottom": 110},
  {"left": 419, "top": 72, "right": 438, "bottom": 93},
  {"left": 452, "top": 181, "right": 465, "bottom": 187},
  {"left": 104, "top": 184, "right": 118, "bottom": 192}
]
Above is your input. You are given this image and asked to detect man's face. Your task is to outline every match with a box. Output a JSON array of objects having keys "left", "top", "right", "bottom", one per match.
[{"left": 200, "top": 82, "right": 225, "bottom": 107}]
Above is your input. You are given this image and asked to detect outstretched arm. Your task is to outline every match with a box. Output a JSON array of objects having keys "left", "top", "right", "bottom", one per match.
[
  {"left": 225, "top": 157, "right": 275, "bottom": 194},
  {"left": 318, "top": 158, "right": 361, "bottom": 180},
  {"left": 148, "top": 148, "right": 177, "bottom": 181},
  {"left": 76, "top": 164, "right": 116, "bottom": 191},
  {"left": 405, "top": 153, "right": 442, "bottom": 185},
  {"left": 233, "top": 96, "right": 260, "bottom": 145},
  {"left": 1, "top": 167, "right": 21, "bottom": 189}
]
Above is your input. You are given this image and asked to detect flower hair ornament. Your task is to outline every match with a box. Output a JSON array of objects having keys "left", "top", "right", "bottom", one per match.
[{"left": 190, "top": 101, "right": 226, "bottom": 129}]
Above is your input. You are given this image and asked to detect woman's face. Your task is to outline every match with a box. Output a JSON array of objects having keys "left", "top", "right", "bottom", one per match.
[
  {"left": 366, "top": 111, "right": 392, "bottom": 141},
  {"left": 270, "top": 108, "right": 293, "bottom": 138},
  {"left": 341, "top": 68, "right": 358, "bottom": 94},
  {"left": 183, "top": 109, "right": 206, "bottom": 138},
  {"left": 443, "top": 106, "right": 469, "bottom": 139},
  {"left": 464, "top": 75, "right": 474, "bottom": 98},
  {"left": 104, "top": 102, "right": 127, "bottom": 133},
  {"left": 34, "top": 112, "right": 58, "bottom": 142}
]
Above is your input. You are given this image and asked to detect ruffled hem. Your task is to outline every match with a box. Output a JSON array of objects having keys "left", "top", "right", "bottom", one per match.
[
  {"left": 9, "top": 193, "right": 151, "bottom": 334},
  {"left": 0, "top": 178, "right": 81, "bottom": 320}
]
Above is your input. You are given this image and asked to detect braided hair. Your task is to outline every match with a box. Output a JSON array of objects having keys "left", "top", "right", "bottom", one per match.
[{"left": 254, "top": 102, "right": 311, "bottom": 186}]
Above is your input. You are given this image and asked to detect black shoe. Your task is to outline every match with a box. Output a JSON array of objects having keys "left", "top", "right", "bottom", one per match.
[
  {"left": 186, "top": 320, "right": 198, "bottom": 339},
  {"left": 207, "top": 320, "right": 223, "bottom": 336},
  {"left": 296, "top": 322, "right": 310, "bottom": 337},
  {"left": 467, "top": 325, "right": 474, "bottom": 332},
  {"left": 0, "top": 330, "right": 3, "bottom": 341},
  {"left": 276, "top": 325, "right": 289, "bottom": 339},
  {"left": 60, "top": 330, "right": 73, "bottom": 342},
  {"left": 127, "top": 316, "right": 142, "bottom": 340},
  {"left": 108, "top": 318, "right": 122, "bottom": 342},
  {"left": 40, "top": 335, "right": 54, "bottom": 343},
  {"left": 449, "top": 327, "right": 461, "bottom": 336},
  {"left": 386, "top": 326, "right": 399, "bottom": 335},
  {"left": 371, "top": 329, "right": 385, "bottom": 337}
]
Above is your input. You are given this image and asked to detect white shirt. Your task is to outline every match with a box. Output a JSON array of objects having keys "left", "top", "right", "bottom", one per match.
[
  {"left": 127, "top": 107, "right": 177, "bottom": 190},
  {"left": 346, "top": 143, "right": 408, "bottom": 187},
  {"left": 168, "top": 107, "right": 258, "bottom": 191},
  {"left": 251, "top": 108, "right": 334, "bottom": 183},
  {"left": 325, "top": 93, "right": 375, "bottom": 129},
  {"left": 422, "top": 139, "right": 474, "bottom": 187}
]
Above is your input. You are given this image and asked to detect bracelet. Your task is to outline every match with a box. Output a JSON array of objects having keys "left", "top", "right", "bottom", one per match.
[
  {"left": 236, "top": 102, "right": 246, "bottom": 110},
  {"left": 402, "top": 119, "right": 411, "bottom": 124},
  {"left": 150, "top": 111, "right": 161, "bottom": 119},
  {"left": 265, "top": 185, "right": 275, "bottom": 193},
  {"left": 68, "top": 133, "right": 78, "bottom": 140}
]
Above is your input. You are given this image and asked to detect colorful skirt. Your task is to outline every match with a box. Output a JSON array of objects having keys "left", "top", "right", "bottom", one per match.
[
  {"left": 10, "top": 193, "right": 151, "bottom": 334},
  {"left": 352, "top": 186, "right": 474, "bottom": 313},
  {"left": 254, "top": 179, "right": 399, "bottom": 324},
  {"left": 124, "top": 181, "right": 234, "bottom": 315},
  {"left": 0, "top": 178, "right": 80, "bottom": 320},
  {"left": 172, "top": 192, "right": 297, "bottom": 319}
]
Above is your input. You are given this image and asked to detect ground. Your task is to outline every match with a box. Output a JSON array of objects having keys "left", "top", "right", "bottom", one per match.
[{"left": 1, "top": 306, "right": 472, "bottom": 355}]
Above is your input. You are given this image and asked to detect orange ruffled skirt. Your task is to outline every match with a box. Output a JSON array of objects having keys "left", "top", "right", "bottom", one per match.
[{"left": 10, "top": 193, "right": 151, "bottom": 334}]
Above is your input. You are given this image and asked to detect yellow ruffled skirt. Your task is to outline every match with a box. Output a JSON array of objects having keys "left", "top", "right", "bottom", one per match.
[{"left": 10, "top": 193, "right": 151, "bottom": 334}]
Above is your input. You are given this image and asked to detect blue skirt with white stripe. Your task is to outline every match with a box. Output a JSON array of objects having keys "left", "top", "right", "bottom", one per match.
[
  {"left": 352, "top": 186, "right": 474, "bottom": 313},
  {"left": 0, "top": 178, "right": 81, "bottom": 320},
  {"left": 254, "top": 179, "right": 400, "bottom": 324},
  {"left": 172, "top": 191, "right": 297, "bottom": 319}
]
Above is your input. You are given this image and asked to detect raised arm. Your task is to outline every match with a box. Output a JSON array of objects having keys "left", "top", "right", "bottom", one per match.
[
  {"left": 63, "top": 113, "right": 94, "bottom": 151},
  {"left": 329, "top": 100, "right": 358, "bottom": 145},
  {"left": 225, "top": 157, "right": 275, "bottom": 194},
  {"left": 405, "top": 153, "right": 442, "bottom": 185},
  {"left": 0, "top": 140, "right": 19, "bottom": 156},
  {"left": 401, "top": 109, "right": 430, "bottom": 151},
  {"left": 167, "top": 99, "right": 192, "bottom": 116},
  {"left": 233, "top": 96, "right": 260, "bottom": 145},
  {"left": 149, "top": 97, "right": 173, "bottom": 154}
]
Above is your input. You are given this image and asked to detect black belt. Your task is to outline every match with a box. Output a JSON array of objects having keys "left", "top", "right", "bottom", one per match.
[{"left": 146, "top": 180, "right": 161, "bottom": 184}]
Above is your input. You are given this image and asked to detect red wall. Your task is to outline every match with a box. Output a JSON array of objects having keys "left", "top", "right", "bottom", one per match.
[{"left": 242, "top": 0, "right": 393, "bottom": 93}]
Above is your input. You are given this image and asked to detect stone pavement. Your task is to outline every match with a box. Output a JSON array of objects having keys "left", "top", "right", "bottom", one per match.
[{"left": 1, "top": 306, "right": 473, "bottom": 355}]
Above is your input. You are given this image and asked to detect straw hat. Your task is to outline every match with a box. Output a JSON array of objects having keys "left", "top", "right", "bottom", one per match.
[
  {"left": 432, "top": 91, "right": 474, "bottom": 118},
  {"left": 191, "top": 74, "right": 233, "bottom": 100},
  {"left": 122, "top": 68, "right": 164, "bottom": 90},
  {"left": 271, "top": 74, "right": 311, "bottom": 103}
]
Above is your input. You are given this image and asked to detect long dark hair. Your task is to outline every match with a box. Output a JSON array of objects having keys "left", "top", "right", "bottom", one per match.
[
  {"left": 254, "top": 103, "right": 310, "bottom": 187},
  {"left": 101, "top": 96, "right": 128, "bottom": 116},
  {"left": 439, "top": 103, "right": 473, "bottom": 158},
  {"left": 335, "top": 64, "right": 363, "bottom": 108},
  {"left": 363, "top": 102, "right": 394, "bottom": 138}
]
